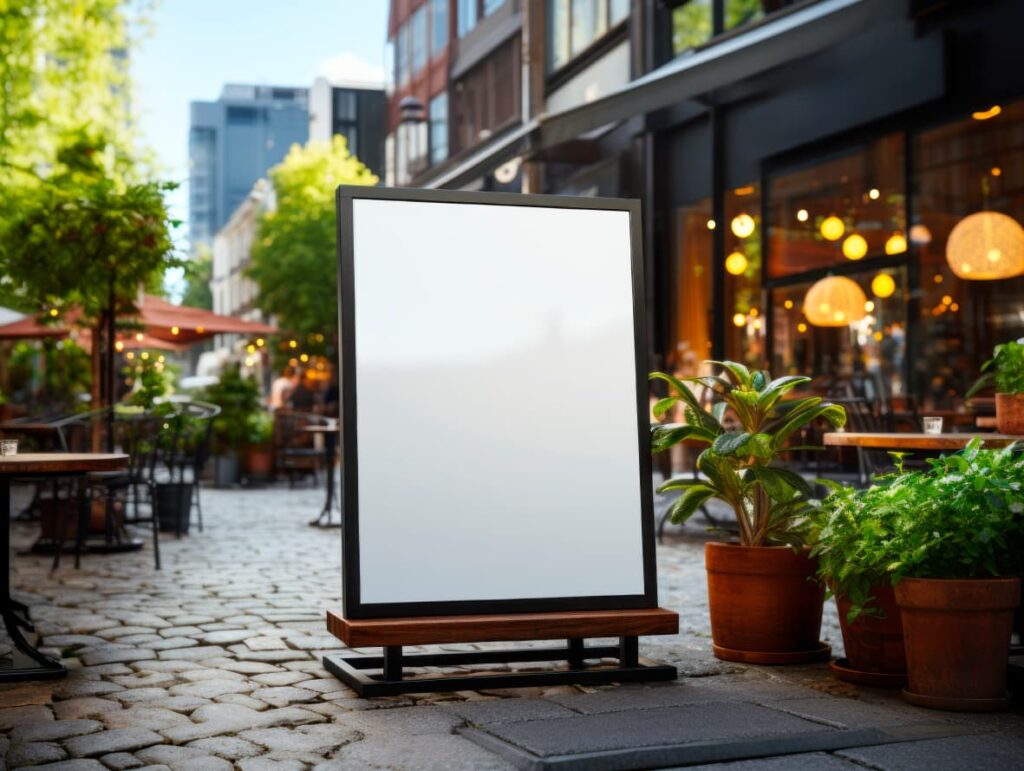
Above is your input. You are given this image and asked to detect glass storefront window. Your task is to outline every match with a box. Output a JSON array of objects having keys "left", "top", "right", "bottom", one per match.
[
  {"left": 670, "top": 199, "right": 714, "bottom": 379},
  {"left": 771, "top": 269, "right": 907, "bottom": 400},
  {"left": 912, "top": 100, "right": 1024, "bottom": 408},
  {"left": 767, "top": 134, "right": 905, "bottom": 279},
  {"left": 724, "top": 184, "right": 765, "bottom": 369}
]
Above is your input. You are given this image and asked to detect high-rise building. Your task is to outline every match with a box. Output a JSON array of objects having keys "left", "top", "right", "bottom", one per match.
[
  {"left": 309, "top": 78, "right": 387, "bottom": 179},
  {"left": 189, "top": 84, "right": 309, "bottom": 251}
]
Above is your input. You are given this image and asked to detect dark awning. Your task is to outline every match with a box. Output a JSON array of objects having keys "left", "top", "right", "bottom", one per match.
[{"left": 424, "top": 0, "right": 892, "bottom": 190}]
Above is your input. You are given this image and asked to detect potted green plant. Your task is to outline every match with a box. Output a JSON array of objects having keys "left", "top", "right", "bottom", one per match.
[
  {"left": 651, "top": 361, "right": 846, "bottom": 663},
  {"left": 151, "top": 401, "right": 202, "bottom": 534},
  {"left": 203, "top": 363, "right": 262, "bottom": 487},
  {"left": 810, "top": 478, "right": 908, "bottom": 687},
  {"left": 966, "top": 338, "right": 1024, "bottom": 434},
  {"left": 242, "top": 410, "right": 274, "bottom": 479},
  {"left": 874, "top": 441, "right": 1023, "bottom": 711}
]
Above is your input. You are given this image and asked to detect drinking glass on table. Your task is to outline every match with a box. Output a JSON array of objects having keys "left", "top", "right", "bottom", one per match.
[
  {"left": 0, "top": 440, "right": 17, "bottom": 456},
  {"left": 922, "top": 417, "right": 943, "bottom": 435}
]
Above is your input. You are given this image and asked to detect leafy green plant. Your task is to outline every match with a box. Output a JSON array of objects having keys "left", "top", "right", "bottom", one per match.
[
  {"left": 966, "top": 339, "right": 1024, "bottom": 397},
  {"left": 651, "top": 361, "right": 846, "bottom": 546},
  {"left": 201, "top": 364, "right": 262, "bottom": 454},
  {"left": 246, "top": 410, "right": 273, "bottom": 446},
  {"left": 812, "top": 441, "right": 1024, "bottom": 622}
]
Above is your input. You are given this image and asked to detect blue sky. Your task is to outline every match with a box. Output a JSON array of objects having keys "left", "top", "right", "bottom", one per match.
[{"left": 132, "top": 0, "right": 389, "bottom": 264}]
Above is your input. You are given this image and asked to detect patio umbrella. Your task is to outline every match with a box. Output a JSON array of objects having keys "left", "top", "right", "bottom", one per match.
[
  {"left": 0, "top": 314, "right": 67, "bottom": 340},
  {"left": 133, "top": 295, "right": 277, "bottom": 344}
]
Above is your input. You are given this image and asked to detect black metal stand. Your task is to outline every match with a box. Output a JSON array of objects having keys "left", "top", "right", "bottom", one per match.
[
  {"left": 323, "top": 636, "right": 676, "bottom": 697},
  {"left": 0, "top": 477, "right": 66, "bottom": 681},
  {"left": 310, "top": 430, "right": 341, "bottom": 528}
]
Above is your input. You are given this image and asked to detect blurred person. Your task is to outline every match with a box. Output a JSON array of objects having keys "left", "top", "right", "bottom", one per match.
[
  {"left": 288, "top": 369, "right": 317, "bottom": 411},
  {"left": 269, "top": 365, "right": 297, "bottom": 410}
]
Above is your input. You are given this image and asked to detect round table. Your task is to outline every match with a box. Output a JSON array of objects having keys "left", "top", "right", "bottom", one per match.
[
  {"left": 0, "top": 453, "right": 128, "bottom": 681},
  {"left": 823, "top": 432, "right": 1022, "bottom": 452},
  {"left": 303, "top": 423, "right": 341, "bottom": 528}
]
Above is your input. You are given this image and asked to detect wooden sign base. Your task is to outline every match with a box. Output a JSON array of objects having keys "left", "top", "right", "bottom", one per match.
[{"left": 324, "top": 607, "right": 679, "bottom": 697}]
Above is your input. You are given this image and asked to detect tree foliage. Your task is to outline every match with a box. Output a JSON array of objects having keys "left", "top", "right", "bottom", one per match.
[
  {"left": 180, "top": 247, "right": 214, "bottom": 311},
  {"left": 247, "top": 135, "right": 378, "bottom": 342}
]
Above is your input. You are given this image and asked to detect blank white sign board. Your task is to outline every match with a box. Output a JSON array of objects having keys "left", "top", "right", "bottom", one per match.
[{"left": 338, "top": 188, "right": 654, "bottom": 618}]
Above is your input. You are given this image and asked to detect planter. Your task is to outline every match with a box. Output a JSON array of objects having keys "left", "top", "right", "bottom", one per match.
[
  {"left": 705, "top": 542, "right": 829, "bottom": 664},
  {"left": 154, "top": 482, "right": 193, "bottom": 534},
  {"left": 243, "top": 445, "right": 273, "bottom": 478},
  {"left": 832, "top": 584, "right": 906, "bottom": 687},
  {"left": 896, "top": 576, "right": 1020, "bottom": 711},
  {"left": 995, "top": 392, "right": 1024, "bottom": 434},
  {"left": 213, "top": 454, "right": 240, "bottom": 488}
]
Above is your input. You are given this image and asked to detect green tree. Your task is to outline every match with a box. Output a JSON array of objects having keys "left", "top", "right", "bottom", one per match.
[
  {"left": 181, "top": 247, "right": 214, "bottom": 310},
  {"left": 247, "top": 135, "right": 378, "bottom": 345}
]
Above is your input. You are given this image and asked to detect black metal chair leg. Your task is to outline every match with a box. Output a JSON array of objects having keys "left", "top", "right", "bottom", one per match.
[
  {"left": 194, "top": 483, "right": 203, "bottom": 533},
  {"left": 151, "top": 501, "right": 161, "bottom": 570}
]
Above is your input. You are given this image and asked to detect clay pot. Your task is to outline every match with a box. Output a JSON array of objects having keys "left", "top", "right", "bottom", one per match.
[
  {"left": 833, "top": 584, "right": 906, "bottom": 686},
  {"left": 995, "top": 393, "right": 1024, "bottom": 434},
  {"left": 705, "top": 542, "right": 828, "bottom": 664},
  {"left": 244, "top": 446, "right": 274, "bottom": 477},
  {"left": 896, "top": 576, "right": 1020, "bottom": 711}
]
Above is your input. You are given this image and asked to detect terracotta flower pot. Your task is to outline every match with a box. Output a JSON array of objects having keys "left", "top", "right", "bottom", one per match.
[
  {"left": 705, "top": 542, "right": 829, "bottom": 664},
  {"left": 895, "top": 576, "right": 1020, "bottom": 711},
  {"left": 244, "top": 446, "right": 274, "bottom": 477},
  {"left": 995, "top": 393, "right": 1024, "bottom": 434},
  {"left": 832, "top": 584, "right": 906, "bottom": 687}
]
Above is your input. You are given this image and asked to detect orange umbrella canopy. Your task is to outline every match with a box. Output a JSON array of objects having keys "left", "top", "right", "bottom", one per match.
[{"left": 0, "top": 315, "right": 67, "bottom": 339}]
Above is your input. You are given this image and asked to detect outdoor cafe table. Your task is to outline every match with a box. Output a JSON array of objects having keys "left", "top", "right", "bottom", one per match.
[
  {"left": 303, "top": 421, "right": 340, "bottom": 529},
  {"left": 0, "top": 453, "right": 127, "bottom": 681},
  {"left": 823, "top": 432, "right": 1022, "bottom": 452}
]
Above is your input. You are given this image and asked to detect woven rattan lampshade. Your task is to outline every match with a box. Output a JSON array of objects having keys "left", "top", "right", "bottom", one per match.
[
  {"left": 946, "top": 211, "right": 1024, "bottom": 280},
  {"left": 803, "top": 276, "right": 868, "bottom": 327}
]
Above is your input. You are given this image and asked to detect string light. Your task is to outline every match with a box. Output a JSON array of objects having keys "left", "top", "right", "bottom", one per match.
[
  {"left": 725, "top": 251, "right": 748, "bottom": 275},
  {"left": 820, "top": 216, "right": 845, "bottom": 241},
  {"left": 796, "top": 209, "right": 809, "bottom": 222},
  {"left": 730, "top": 213, "right": 755, "bottom": 238},
  {"left": 842, "top": 233, "right": 868, "bottom": 260}
]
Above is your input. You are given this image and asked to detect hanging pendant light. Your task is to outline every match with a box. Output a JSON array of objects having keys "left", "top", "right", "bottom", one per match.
[
  {"left": 946, "top": 211, "right": 1024, "bottom": 280},
  {"left": 803, "top": 276, "right": 868, "bottom": 327}
]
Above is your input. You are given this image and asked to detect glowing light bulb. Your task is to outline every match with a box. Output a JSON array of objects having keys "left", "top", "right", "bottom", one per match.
[
  {"left": 706, "top": 219, "right": 716, "bottom": 230},
  {"left": 871, "top": 273, "right": 896, "bottom": 298},
  {"left": 868, "top": 188, "right": 880, "bottom": 200},
  {"left": 865, "top": 301, "right": 875, "bottom": 312},
  {"left": 732, "top": 313, "right": 746, "bottom": 327},
  {"left": 784, "top": 300, "right": 794, "bottom": 309},
  {"left": 820, "top": 215, "right": 845, "bottom": 241},
  {"left": 797, "top": 322, "right": 808, "bottom": 333},
  {"left": 725, "top": 251, "right": 748, "bottom": 275},
  {"left": 842, "top": 233, "right": 868, "bottom": 260},
  {"left": 885, "top": 233, "right": 907, "bottom": 255},
  {"left": 730, "top": 213, "right": 755, "bottom": 238},
  {"left": 796, "top": 209, "right": 809, "bottom": 222}
]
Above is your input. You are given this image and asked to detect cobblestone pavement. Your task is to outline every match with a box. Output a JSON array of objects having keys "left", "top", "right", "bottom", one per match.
[{"left": 0, "top": 484, "right": 1019, "bottom": 771}]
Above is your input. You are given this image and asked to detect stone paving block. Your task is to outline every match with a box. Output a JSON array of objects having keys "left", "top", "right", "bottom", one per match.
[
  {"left": 160, "top": 705, "right": 325, "bottom": 743},
  {"left": 441, "top": 698, "right": 580, "bottom": 725},
  {"left": 99, "top": 751, "right": 145, "bottom": 769},
  {"left": 101, "top": 707, "right": 192, "bottom": 732},
  {"left": 168, "top": 680, "right": 253, "bottom": 699},
  {"left": 213, "top": 694, "right": 270, "bottom": 711},
  {"left": 204, "top": 659, "right": 282, "bottom": 675},
  {"left": 763, "top": 696, "right": 943, "bottom": 730},
  {"left": 127, "top": 660, "right": 198, "bottom": 673},
  {"left": 237, "top": 723, "right": 361, "bottom": 758},
  {"left": 251, "top": 686, "right": 317, "bottom": 707},
  {"left": 156, "top": 646, "right": 228, "bottom": 661},
  {"left": 135, "top": 744, "right": 232, "bottom": 771},
  {"left": 53, "top": 679, "right": 124, "bottom": 699},
  {"left": 340, "top": 705, "right": 464, "bottom": 737},
  {"left": 250, "top": 671, "right": 312, "bottom": 687},
  {"left": 243, "top": 637, "right": 288, "bottom": 651},
  {"left": 0, "top": 683, "right": 56, "bottom": 709},
  {"left": 148, "top": 637, "right": 199, "bottom": 652},
  {"left": 53, "top": 698, "right": 121, "bottom": 721},
  {"left": 231, "top": 651, "right": 309, "bottom": 663},
  {"left": 41, "top": 636, "right": 105, "bottom": 649},
  {"left": 6, "top": 740, "right": 68, "bottom": 767},
  {"left": 113, "top": 635, "right": 164, "bottom": 646},
  {"left": 837, "top": 734, "right": 1024, "bottom": 770},
  {"left": 81, "top": 649, "right": 155, "bottom": 667},
  {"left": 315, "top": 734, "right": 515, "bottom": 770},
  {"left": 28, "top": 760, "right": 107, "bottom": 771},
  {"left": 478, "top": 702, "right": 833, "bottom": 757},
  {"left": 238, "top": 758, "right": 307, "bottom": 771},
  {"left": 178, "top": 669, "right": 246, "bottom": 683},
  {"left": 0, "top": 704, "right": 54, "bottom": 729},
  {"left": 94, "top": 626, "right": 156, "bottom": 639},
  {"left": 187, "top": 736, "right": 264, "bottom": 760},
  {"left": 685, "top": 751, "right": 865, "bottom": 769},
  {"left": 160, "top": 626, "right": 204, "bottom": 637},
  {"left": 109, "top": 673, "right": 176, "bottom": 689},
  {"left": 64, "top": 727, "right": 165, "bottom": 757},
  {"left": 10, "top": 719, "right": 102, "bottom": 743}
]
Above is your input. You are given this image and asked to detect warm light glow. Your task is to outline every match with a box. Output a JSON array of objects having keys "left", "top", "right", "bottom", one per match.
[
  {"left": 842, "top": 233, "right": 868, "bottom": 260},
  {"left": 752, "top": 319, "right": 763, "bottom": 330},
  {"left": 868, "top": 188, "right": 880, "bottom": 200},
  {"left": 114, "top": 341, "right": 124, "bottom": 352},
  {"left": 910, "top": 224, "right": 933, "bottom": 245},
  {"left": 796, "top": 209, "right": 809, "bottom": 222},
  {"left": 784, "top": 299, "right": 794, "bottom": 309},
  {"left": 246, "top": 344, "right": 256, "bottom": 354},
  {"left": 171, "top": 326, "right": 179, "bottom": 335},
  {"left": 992, "top": 166, "right": 1002, "bottom": 177},
  {"left": 972, "top": 105, "right": 1002, "bottom": 121},
  {"left": 941, "top": 294, "right": 952, "bottom": 305},
  {"left": 140, "top": 352, "right": 149, "bottom": 360},
  {"left": 803, "top": 275, "right": 868, "bottom": 327},
  {"left": 797, "top": 322, "right": 808, "bottom": 333},
  {"left": 871, "top": 273, "right": 896, "bottom": 298},
  {"left": 300, "top": 353, "right": 309, "bottom": 362},
  {"left": 245, "top": 357, "right": 255, "bottom": 367},
  {"left": 256, "top": 338, "right": 265, "bottom": 347},
  {"left": 730, "top": 213, "right": 756, "bottom": 239},
  {"left": 135, "top": 333, "right": 144, "bottom": 342},
  {"left": 865, "top": 300, "right": 875, "bottom": 312},
  {"left": 873, "top": 331, "right": 883, "bottom": 341},
  {"left": 749, "top": 307, "right": 759, "bottom": 318},
  {"left": 946, "top": 211, "right": 1024, "bottom": 280},
  {"left": 725, "top": 251, "right": 748, "bottom": 275},
  {"left": 733, "top": 185, "right": 756, "bottom": 196},
  {"left": 820, "top": 215, "right": 845, "bottom": 241},
  {"left": 157, "top": 355, "right": 165, "bottom": 363},
  {"left": 288, "top": 357, "right": 298, "bottom": 366},
  {"left": 950, "top": 302, "right": 959, "bottom": 311},
  {"left": 885, "top": 232, "right": 907, "bottom": 255},
  {"left": 126, "top": 352, "right": 134, "bottom": 360},
  {"left": 732, "top": 313, "right": 746, "bottom": 327},
  {"left": 706, "top": 219, "right": 716, "bottom": 230},
  {"left": 49, "top": 308, "right": 59, "bottom": 317},
  {"left": 196, "top": 326, "right": 204, "bottom": 334},
  {"left": 288, "top": 339, "right": 297, "bottom": 348},
  {"left": 933, "top": 273, "right": 943, "bottom": 284}
]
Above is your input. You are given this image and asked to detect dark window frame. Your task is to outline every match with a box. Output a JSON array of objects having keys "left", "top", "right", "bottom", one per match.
[{"left": 545, "top": 0, "right": 630, "bottom": 79}]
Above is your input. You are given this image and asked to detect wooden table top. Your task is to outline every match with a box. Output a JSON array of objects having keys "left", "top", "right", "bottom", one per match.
[
  {"left": 976, "top": 416, "right": 998, "bottom": 429},
  {"left": 823, "top": 432, "right": 1022, "bottom": 451},
  {"left": 302, "top": 423, "right": 339, "bottom": 434},
  {"left": 0, "top": 422, "right": 60, "bottom": 434},
  {"left": 0, "top": 453, "right": 128, "bottom": 475}
]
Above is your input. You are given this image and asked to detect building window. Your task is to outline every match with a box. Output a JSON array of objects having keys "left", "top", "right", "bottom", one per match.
[
  {"left": 458, "top": 0, "right": 477, "bottom": 37},
  {"left": 431, "top": 0, "right": 448, "bottom": 54},
  {"left": 411, "top": 6, "right": 428, "bottom": 75},
  {"left": 671, "top": 0, "right": 800, "bottom": 57},
  {"left": 429, "top": 92, "right": 449, "bottom": 165},
  {"left": 672, "top": 0, "right": 712, "bottom": 55},
  {"left": 483, "top": 0, "right": 504, "bottom": 15},
  {"left": 395, "top": 25, "right": 409, "bottom": 86},
  {"left": 546, "top": 0, "right": 627, "bottom": 73},
  {"left": 333, "top": 90, "right": 359, "bottom": 156}
]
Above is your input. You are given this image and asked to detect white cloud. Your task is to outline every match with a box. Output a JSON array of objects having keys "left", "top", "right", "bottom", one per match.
[{"left": 315, "top": 52, "right": 385, "bottom": 87}]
